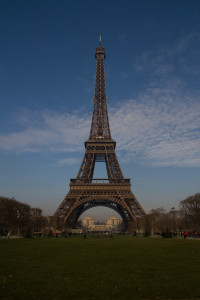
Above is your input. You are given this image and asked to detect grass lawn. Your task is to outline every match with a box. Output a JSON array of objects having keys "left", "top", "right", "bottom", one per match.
[{"left": 0, "top": 236, "right": 200, "bottom": 299}]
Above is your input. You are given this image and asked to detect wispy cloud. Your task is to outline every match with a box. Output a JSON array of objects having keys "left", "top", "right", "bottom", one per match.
[
  {"left": 0, "top": 90, "right": 200, "bottom": 167},
  {"left": 0, "top": 111, "right": 90, "bottom": 154},
  {"left": 58, "top": 157, "right": 81, "bottom": 166},
  {"left": 110, "top": 94, "right": 200, "bottom": 167},
  {"left": 134, "top": 32, "right": 200, "bottom": 77}
]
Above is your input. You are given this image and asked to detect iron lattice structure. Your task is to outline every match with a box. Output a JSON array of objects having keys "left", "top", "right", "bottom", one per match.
[{"left": 54, "top": 38, "right": 145, "bottom": 230}]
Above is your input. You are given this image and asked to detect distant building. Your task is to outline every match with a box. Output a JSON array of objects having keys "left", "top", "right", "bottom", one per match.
[
  {"left": 81, "top": 216, "right": 122, "bottom": 232},
  {"left": 106, "top": 216, "right": 121, "bottom": 227},
  {"left": 81, "top": 216, "right": 94, "bottom": 227}
]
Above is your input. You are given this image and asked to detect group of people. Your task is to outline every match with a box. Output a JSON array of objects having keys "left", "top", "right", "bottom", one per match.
[{"left": 183, "top": 231, "right": 200, "bottom": 239}]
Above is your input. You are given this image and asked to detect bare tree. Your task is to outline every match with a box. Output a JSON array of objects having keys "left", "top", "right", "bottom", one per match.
[
  {"left": 15, "top": 201, "right": 31, "bottom": 235},
  {"left": 148, "top": 208, "right": 166, "bottom": 234},
  {"left": 0, "top": 196, "right": 51, "bottom": 236},
  {"left": 0, "top": 196, "right": 31, "bottom": 235},
  {"left": 143, "top": 207, "right": 183, "bottom": 236},
  {"left": 30, "top": 208, "right": 47, "bottom": 233},
  {"left": 180, "top": 193, "right": 200, "bottom": 230}
]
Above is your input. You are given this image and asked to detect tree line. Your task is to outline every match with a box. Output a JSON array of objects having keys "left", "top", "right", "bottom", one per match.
[
  {"left": 1, "top": 193, "right": 200, "bottom": 236},
  {"left": 141, "top": 193, "right": 200, "bottom": 236},
  {"left": 0, "top": 196, "right": 48, "bottom": 236}
]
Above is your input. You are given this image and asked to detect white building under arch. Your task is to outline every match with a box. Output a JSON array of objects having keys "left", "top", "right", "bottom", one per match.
[{"left": 81, "top": 216, "right": 122, "bottom": 231}]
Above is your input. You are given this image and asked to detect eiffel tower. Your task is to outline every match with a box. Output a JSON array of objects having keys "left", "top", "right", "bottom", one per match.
[{"left": 54, "top": 37, "right": 145, "bottom": 230}]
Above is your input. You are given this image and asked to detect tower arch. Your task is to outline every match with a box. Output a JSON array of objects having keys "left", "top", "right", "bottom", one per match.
[{"left": 62, "top": 195, "right": 137, "bottom": 229}]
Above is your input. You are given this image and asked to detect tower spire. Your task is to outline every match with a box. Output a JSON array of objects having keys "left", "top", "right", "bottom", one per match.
[
  {"left": 89, "top": 37, "right": 111, "bottom": 140},
  {"left": 99, "top": 34, "right": 102, "bottom": 46}
]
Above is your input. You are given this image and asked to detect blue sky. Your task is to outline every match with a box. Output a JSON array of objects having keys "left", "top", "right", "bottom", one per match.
[{"left": 0, "top": 0, "right": 200, "bottom": 220}]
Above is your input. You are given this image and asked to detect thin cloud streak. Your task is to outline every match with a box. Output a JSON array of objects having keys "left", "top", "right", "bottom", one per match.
[{"left": 58, "top": 157, "right": 81, "bottom": 166}]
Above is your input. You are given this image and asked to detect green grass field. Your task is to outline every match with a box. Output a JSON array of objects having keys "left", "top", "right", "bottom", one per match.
[{"left": 0, "top": 236, "right": 200, "bottom": 299}]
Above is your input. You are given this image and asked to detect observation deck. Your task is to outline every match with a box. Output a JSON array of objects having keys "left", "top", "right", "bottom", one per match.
[{"left": 70, "top": 178, "right": 131, "bottom": 191}]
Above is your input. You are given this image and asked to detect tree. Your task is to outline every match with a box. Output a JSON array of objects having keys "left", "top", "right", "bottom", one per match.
[
  {"left": 148, "top": 208, "right": 167, "bottom": 234},
  {"left": 30, "top": 208, "right": 47, "bottom": 232},
  {"left": 0, "top": 196, "right": 50, "bottom": 236},
  {"left": 15, "top": 201, "right": 31, "bottom": 235},
  {"left": 180, "top": 193, "right": 200, "bottom": 230},
  {"left": 49, "top": 215, "right": 63, "bottom": 231},
  {"left": 0, "top": 196, "right": 31, "bottom": 235},
  {"left": 0, "top": 196, "right": 16, "bottom": 233},
  {"left": 143, "top": 207, "right": 182, "bottom": 235}
]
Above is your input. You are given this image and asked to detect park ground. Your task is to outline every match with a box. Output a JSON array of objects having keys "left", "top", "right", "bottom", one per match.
[{"left": 0, "top": 236, "right": 200, "bottom": 299}]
